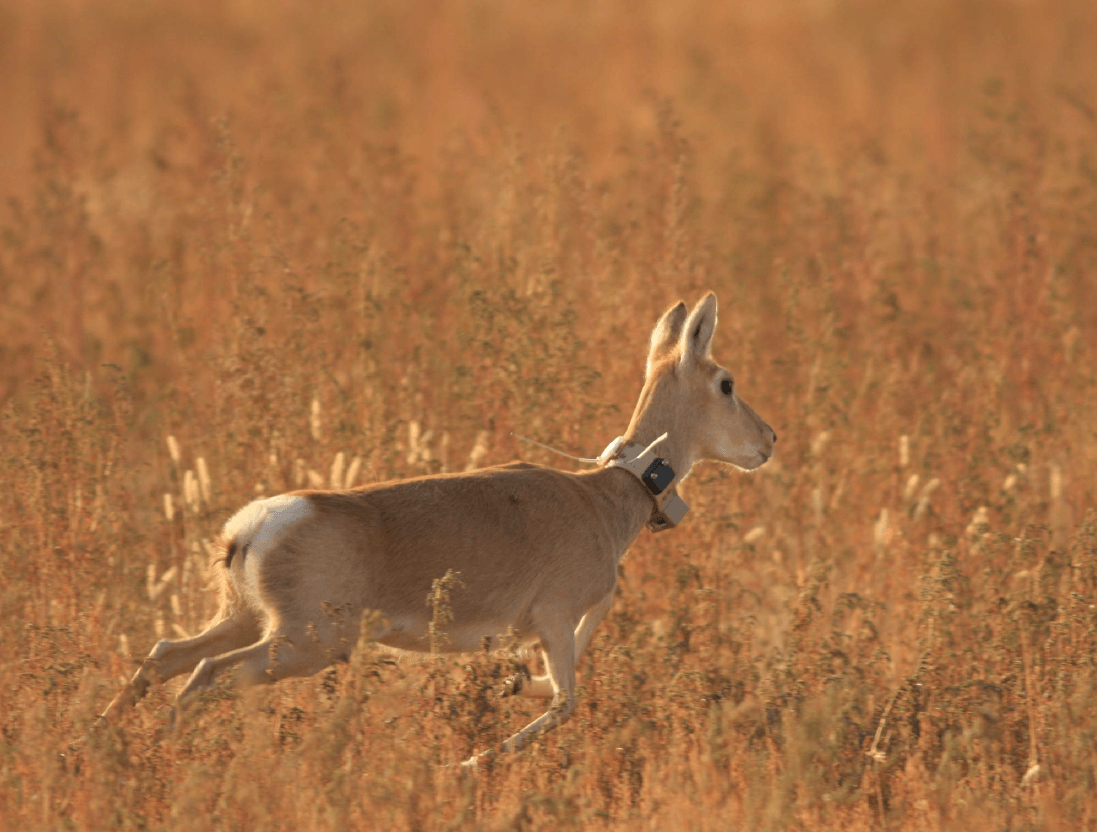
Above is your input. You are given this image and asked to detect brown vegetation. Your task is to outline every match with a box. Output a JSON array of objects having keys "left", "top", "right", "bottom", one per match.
[{"left": 2, "top": 0, "right": 1096, "bottom": 828}]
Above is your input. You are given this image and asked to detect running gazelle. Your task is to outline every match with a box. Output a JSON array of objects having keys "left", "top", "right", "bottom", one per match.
[{"left": 101, "top": 292, "right": 776, "bottom": 766}]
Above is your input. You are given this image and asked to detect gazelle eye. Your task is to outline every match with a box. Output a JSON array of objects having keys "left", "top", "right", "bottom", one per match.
[{"left": 720, "top": 378, "right": 734, "bottom": 395}]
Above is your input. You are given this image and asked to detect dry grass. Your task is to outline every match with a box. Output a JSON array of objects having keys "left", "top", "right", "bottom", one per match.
[{"left": 2, "top": 0, "right": 1097, "bottom": 828}]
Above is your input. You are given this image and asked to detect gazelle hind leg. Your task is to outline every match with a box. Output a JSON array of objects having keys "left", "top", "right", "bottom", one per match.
[
  {"left": 98, "top": 613, "right": 261, "bottom": 724},
  {"left": 173, "top": 630, "right": 333, "bottom": 715},
  {"left": 506, "top": 593, "right": 613, "bottom": 700}
]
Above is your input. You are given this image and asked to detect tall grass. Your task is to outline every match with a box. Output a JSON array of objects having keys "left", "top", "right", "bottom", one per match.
[{"left": 2, "top": 0, "right": 1096, "bottom": 828}]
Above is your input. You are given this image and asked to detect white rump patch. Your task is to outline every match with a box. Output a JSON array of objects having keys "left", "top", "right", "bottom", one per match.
[
  {"left": 223, "top": 494, "right": 313, "bottom": 556},
  {"left": 222, "top": 495, "right": 313, "bottom": 603}
]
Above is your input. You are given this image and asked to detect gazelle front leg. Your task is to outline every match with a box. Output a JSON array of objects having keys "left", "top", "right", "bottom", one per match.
[
  {"left": 504, "top": 592, "right": 614, "bottom": 699},
  {"left": 467, "top": 617, "right": 579, "bottom": 768}
]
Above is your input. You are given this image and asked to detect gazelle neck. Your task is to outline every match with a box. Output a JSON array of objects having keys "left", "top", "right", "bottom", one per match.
[{"left": 622, "top": 383, "right": 699, "bottom": 492}]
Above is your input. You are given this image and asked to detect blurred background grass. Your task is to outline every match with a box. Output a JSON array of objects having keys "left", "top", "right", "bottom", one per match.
[{"left": 1, "top": 0, "right": 1096, "bottom": 828}]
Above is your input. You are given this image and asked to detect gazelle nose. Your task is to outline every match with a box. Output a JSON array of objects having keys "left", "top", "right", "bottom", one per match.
[{"left": 773, "top": 431, "right": 778, "bottom": 444}]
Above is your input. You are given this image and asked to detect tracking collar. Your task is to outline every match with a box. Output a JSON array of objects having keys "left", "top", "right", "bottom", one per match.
[{"left": 598, "top": 435, "right": 690, "bottom": 533}]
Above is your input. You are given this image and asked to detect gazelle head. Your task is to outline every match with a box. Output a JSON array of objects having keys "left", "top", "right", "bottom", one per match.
[{"left": 628, "top": 292, "right": 776, "bottom": 475}]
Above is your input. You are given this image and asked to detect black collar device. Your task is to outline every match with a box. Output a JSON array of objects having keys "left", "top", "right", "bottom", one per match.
[{"left": 600, "top": 436, "right": 690, "bottom": 533}]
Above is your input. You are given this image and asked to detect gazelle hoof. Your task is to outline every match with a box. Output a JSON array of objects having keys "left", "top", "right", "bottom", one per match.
[
  {"left": 501, "top": 670, "right": 529, "bottom": 697},
  {"left": 460, "top": 748, "right": 495, "bottom": 773},
  {"left": 164, "top": 706, "right": 181, "bottom": 734}
]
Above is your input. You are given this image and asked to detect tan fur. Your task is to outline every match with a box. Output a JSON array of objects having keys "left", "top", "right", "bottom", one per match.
[{"left": 99, "top": 292, "right": 776, "bottom": 765}]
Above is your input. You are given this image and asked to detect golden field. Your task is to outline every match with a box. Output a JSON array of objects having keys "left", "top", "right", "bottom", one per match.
[{"left": 2, "top": 0, "right": 1096, "bottom": 828}]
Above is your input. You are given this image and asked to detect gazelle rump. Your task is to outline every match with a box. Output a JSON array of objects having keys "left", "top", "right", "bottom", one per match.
[{"left": 100, "top": 292, "right": 776, "bottom": 765}]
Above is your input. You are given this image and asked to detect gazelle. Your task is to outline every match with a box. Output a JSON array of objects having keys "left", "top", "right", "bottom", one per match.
[{"left": 100, "top": 292, "right": 776, "bottom": 765}]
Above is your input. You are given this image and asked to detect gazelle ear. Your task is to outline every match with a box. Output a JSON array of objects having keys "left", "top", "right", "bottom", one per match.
[
  {"left": 679, "top": 292, "right": 718, "bottom": 366},
  {"left": 647, "top": 301, "right": 688, "bottom": 376}
]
